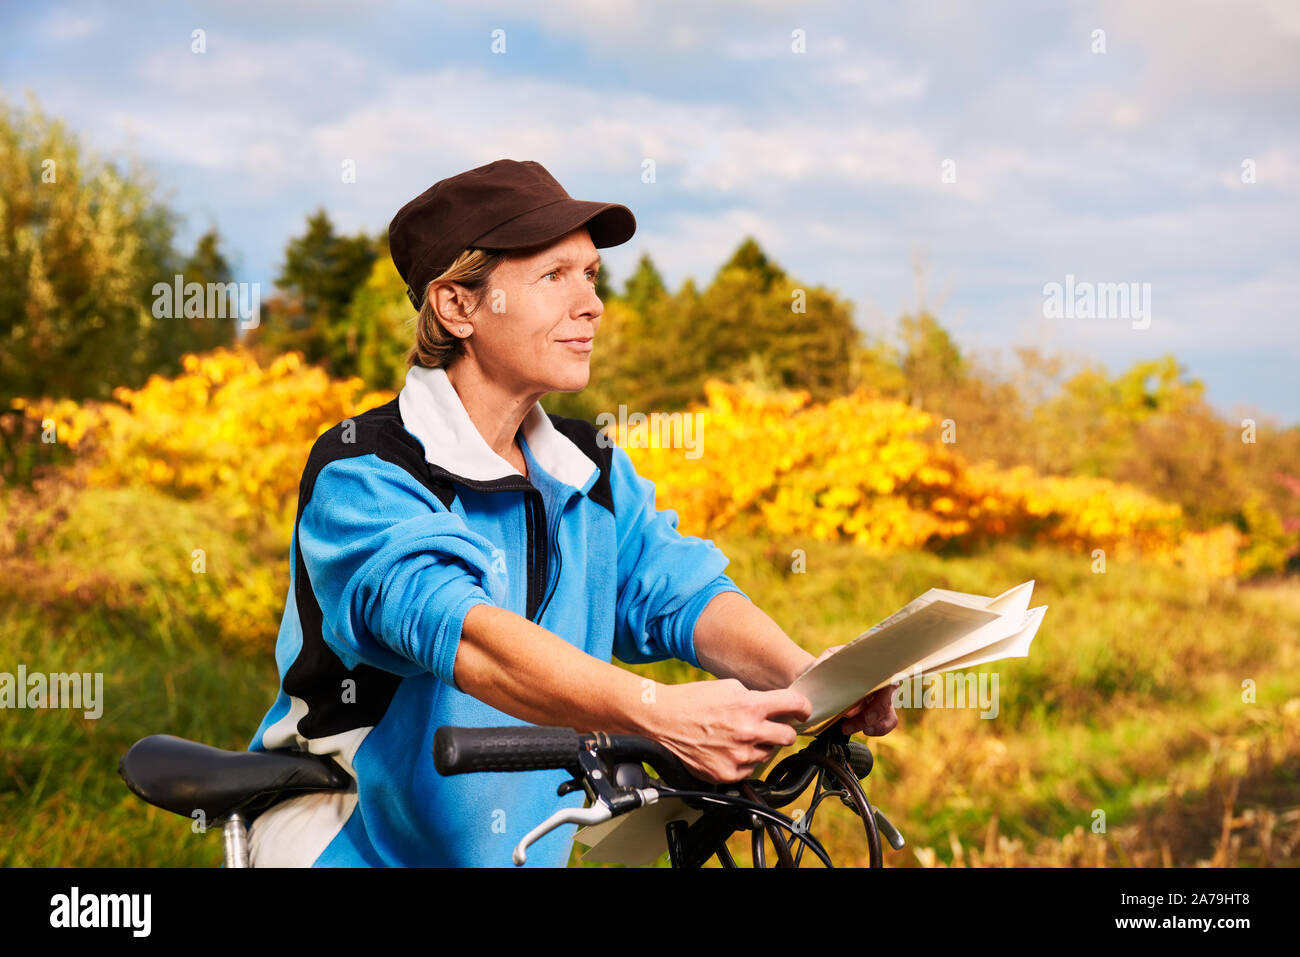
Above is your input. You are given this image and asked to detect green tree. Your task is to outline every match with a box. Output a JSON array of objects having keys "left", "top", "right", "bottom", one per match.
[
  {"left": 166, "top": 227, "right": 237, "bottom": 356},
  {"left": 898, "top": 310, "right": 966, "bottom": 411},
  {"left": 621, "top": 253, "right": 667, "bottom": 315},
  {"left": 680, "top": 238, "right": 856, "bottom": 406},
  {"left": 717, "top": 236, "right": 785, "bottom": 292},
  {"left": 277, "top": 208, "right": 376, "bottom": 319},
  {"left": 846, "top": 333, "right": 907, "bottom": 398},
  {"left": 550, "top": 239, "right": 859, "bottom": 417},
  {"left": 1032, "top": 355, "right": 1204, "bottom": 478},
  {"left": 0, "top": 93, "right": 186, "bottom": 405},
  {"left": 593, "top": 260, "right": 615, "bottom": 303},
  {"left": 251, "top": 209, "right": 376, "bottom": 368},
  {"left": 332, "top": 257, "right": 416, "bottom": 391}
]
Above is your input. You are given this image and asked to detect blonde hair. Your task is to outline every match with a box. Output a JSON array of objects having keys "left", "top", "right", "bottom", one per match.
[{"left": 408, "top": 248, "right": 509, "bottom": 369}]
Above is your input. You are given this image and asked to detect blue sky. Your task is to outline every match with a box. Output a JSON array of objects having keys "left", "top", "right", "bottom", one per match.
[{"left": 3, "top": 0, "right": 1297, "bottom": 423}]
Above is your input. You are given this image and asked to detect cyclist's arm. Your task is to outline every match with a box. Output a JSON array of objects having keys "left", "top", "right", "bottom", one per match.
[
  {"left": 453, "top": 603, "right": 659, "bottom": 735},
  {"left": 692, "top": 590, "right": 816, "bottom": 691},
  {"left": 454, "top": 602, "right": 811, "bottom": 781},
  {"left": 301, "top": 451, "right": 809, "bottom": 780},
  {"left": 607, "top": 444, "right": 750, "bottom": 668},
  {"left": 603, "top": 445, "right": 814, "bottom": 689},
  {"left": 297, "top": 454, "right": 509, "bottom": 681}
]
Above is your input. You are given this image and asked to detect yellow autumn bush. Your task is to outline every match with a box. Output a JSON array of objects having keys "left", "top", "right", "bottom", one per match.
[
  {"left": 614, "top": 379, "right": 1196, "bottom": 566},
  {"left": 19, "top": 351, "right": 1245, "bottom": 582},
  {"left": 14, "top": 348, "right": 396, "bottom": 648},
  {"left": 21, "top": 347, "right": 395, "bottom": 536}
]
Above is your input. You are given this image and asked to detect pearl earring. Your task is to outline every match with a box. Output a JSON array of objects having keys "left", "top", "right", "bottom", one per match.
[{"left": 460, "top": 325, "right": 468, "bottom": 335}]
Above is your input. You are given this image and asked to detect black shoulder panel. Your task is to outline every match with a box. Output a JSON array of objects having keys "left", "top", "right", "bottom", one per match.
[
  {"left": 295, "top": 398, "right": 456, "bottom": 521},
  {"left": 285, "top": 398, "right": 453, "bottom": 742},
  {"left": 283, "top": 403, "right": 616, "bottom": 744},
  {"left": 547, "top": 412, "right": 615, "bottom": 517}
]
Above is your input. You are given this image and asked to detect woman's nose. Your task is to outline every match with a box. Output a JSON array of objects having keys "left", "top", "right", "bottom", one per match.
[{"left": 579, "top": 284, "right": 603, "bottom": 320}]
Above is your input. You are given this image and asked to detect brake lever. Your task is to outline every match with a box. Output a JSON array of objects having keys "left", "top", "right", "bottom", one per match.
[
  {"left": 512, "top": 787, "right": 661, "bottom": 865},
  {"left": 514, "top": 742, "right": 663, "bottom": 865},
  {"left": 873, "top": 807, "right": 906, "bottom": 850},
  {"left": 512, "top": 803, "right": 613, "bottom": 865}
]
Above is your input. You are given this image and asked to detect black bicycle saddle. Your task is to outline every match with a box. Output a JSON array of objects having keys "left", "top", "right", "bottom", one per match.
[{"left": 119, "top": 734, "right": 351, "bottom": 824}]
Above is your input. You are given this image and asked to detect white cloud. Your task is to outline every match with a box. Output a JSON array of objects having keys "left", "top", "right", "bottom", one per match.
[
  {"left": 814, "top": 57, "right": 930, "bottom": 104},
  {"left": 1084, "top": 0, "right": 1300, "bottom": 110},
  {"left": 631, "top": 205, "right": 775, "bottom": 287},
  {"left": 1145, "top": 262, "right": 1300, "bottom": 351},
  {"left": 40, "top": 9, "right": 105, "bottom": 42}
]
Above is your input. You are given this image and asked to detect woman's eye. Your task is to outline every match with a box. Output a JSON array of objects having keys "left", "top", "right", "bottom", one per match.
[{"left": 543, "top": 269, "right": 598, "bottom": 284}]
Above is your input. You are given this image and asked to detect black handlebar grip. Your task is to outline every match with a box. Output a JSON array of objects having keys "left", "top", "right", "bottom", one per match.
[{"left": 433, "top": 726, "right": 585, "bottom": 776}]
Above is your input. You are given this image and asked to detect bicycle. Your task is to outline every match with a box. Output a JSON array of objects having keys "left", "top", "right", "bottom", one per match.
[{"left": 119, "top": 722, "right": 903, "bottom": 867}]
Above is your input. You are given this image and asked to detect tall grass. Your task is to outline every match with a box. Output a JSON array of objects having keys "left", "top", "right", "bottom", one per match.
[
  {"left": 608, "top": 533, "right": 1300, "bottom": 867},
  {"left": 1, "top": 479, "right": 281, "bottom": 866}
]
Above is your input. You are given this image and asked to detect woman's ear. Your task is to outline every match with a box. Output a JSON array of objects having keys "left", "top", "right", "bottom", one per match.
[{"left": 430, "top": 281, "right": 473, "bottom": 338}]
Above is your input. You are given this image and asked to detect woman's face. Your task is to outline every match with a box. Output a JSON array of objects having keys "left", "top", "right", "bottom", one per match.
[{"left": 463, "top": 226, "right": 604, "bottom": 398}]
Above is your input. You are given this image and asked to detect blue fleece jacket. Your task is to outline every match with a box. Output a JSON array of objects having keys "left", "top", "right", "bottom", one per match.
[{"left": 246, "top": 366, "right": 746, "bottom": 866}]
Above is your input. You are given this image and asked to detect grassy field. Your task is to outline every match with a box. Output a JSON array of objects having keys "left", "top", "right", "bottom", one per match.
[{"left": 2, "top": 483, "right": 1297, "bottom": 867}]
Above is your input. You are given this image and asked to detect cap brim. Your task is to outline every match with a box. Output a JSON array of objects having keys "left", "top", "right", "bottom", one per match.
[{"left": 472, "top": 199, "right": 636, "bottom": 252}]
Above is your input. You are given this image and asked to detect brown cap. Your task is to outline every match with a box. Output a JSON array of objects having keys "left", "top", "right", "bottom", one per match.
[{"left": 389, "top": 159, "right": 636, "bottom": 310}]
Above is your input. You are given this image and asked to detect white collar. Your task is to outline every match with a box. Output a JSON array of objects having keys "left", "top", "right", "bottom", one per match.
[{"left": 397, "top": 365, "right": 597, "bottom": 491}]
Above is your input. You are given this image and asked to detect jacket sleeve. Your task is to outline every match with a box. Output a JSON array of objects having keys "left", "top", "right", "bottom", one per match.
[
  {"left": 609, "top": 444, "right": 749, "bottom": 668},
  {"left": 296, "top": 454, "right": 507, "bottom": 690}
]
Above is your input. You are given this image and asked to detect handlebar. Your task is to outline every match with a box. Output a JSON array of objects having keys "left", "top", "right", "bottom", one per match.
[
  {"left": 433, "top": 725, "right": 585, "bottom": 775},
  {"left": 433, "top": 723, "right": 904, "bottom": 867},
  {"left": 434, "top": 726, "right": 701, "bottom": 790}
]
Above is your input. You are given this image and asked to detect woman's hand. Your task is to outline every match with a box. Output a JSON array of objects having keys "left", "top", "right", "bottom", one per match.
[
  {"left": 839, "top": 683, "right": 900, "bottom": 735},
  {"left": 648, "top": 678, "right": 812, "bottom": 784},
  {"left": 810, "top": 644, "right": 901, "bottom": 737}
]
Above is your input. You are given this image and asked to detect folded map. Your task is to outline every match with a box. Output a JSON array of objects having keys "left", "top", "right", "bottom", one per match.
[{"left": 574, "top": 580, "right": 1048, "bottom": 864}]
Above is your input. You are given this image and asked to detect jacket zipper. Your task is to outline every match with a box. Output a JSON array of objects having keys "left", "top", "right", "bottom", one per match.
[
  {"left": 524, "top": 488, "right": 548, "bottom": 622},
  {"left": 426, "top": 462, "right": 561, "bottom": 623},
  {"left": 535, "top": 500, "right": 563, "bottom": 623},
  {"left": 464, "top": 476, "right": 565, "bottom": 624}
]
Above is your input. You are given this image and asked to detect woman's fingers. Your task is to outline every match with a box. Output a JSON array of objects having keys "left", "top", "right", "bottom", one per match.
[
  {"left": 842, "top": 683, "right": 901, "bottom": 736},
  {"left": 759, "top": 686, "right": 813, "bottom": 718}
]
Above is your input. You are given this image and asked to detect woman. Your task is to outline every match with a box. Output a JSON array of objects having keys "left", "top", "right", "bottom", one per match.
[{"left": 246, "top": 159, "right": 898, "bottom": 866}]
